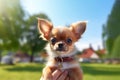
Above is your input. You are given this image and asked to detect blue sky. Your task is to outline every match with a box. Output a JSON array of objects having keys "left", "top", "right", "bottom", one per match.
[{"left": 21, "top": 0, "right": 114, "bottom": 50}]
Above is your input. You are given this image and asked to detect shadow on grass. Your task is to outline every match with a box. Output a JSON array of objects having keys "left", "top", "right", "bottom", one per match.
[
  {"left": 4, "top": 64, "right": 44, "bottom": 72},
  {"left": 82, "top": 65, "right": 120, "bottom": 75}
]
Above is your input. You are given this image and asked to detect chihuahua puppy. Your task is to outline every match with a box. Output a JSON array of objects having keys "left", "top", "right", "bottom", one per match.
[{"left": 38, "top": 18, "right": 87, "bottom": 80}]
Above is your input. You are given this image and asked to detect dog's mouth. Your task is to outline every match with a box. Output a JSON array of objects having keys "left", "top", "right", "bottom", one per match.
[
  {"left": 56, "top": 48, "right": 66, "bottom": 52},
  {"left": 49, "top": 43, "right": 75, "bottom": 56},
  {"left": 52, "top": 42, "right": 68, "bottom": 52},
  {"left": 53, "top": 46, "right": 69, "bottom": 54}
]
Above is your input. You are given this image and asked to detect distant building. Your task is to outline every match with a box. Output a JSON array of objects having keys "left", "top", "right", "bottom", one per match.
[
  {"left": 78, "top": 44, "right": 107, "bottom": 63},
  {"left": 1, "top": 52, "right": 14, "bottom": 64},
  {"left": 80, "top": 45, "right": 99, "bottom": 59},
  {"left": 14, "top": 51, "right": 30, "bottom": 63}
]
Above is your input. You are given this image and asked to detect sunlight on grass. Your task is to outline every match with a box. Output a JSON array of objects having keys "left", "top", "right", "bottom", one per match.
[
  {"left": 0, "top": 63, "right": 44, "bottom": 80},
  {"left": 82, "top": 63, "right": 120, "bottom": 80},
  {"left": 0, "top": 63, "right": 120, "bottom": 80}
]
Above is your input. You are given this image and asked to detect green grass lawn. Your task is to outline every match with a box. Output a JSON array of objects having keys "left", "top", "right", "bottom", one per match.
[
  {"left": 81, "top": 63, "right": 120, "bottom": 80},
  {"left": 0, "top": 63, "right": 120, "bottom": 80}
]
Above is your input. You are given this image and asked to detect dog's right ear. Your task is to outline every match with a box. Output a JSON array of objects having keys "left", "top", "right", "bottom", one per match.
[{"left": 38, "top": 18, "right": 53, "bottom": 40}]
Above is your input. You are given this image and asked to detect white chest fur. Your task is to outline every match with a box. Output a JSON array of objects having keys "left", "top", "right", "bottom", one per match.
[
  {"left": 60, "top": 62, "right": 80, "bottom": 69},
  {"left": 45, "top": 43, "right": 80, "bottom": 69}
]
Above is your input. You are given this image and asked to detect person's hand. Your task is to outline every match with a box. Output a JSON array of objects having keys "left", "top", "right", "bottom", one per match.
[
  {"left": 52, "top": 70, "right": 69, "bottom": 80},
  {"left": 40, "top": 69, "right": 69, "bottom": 80}
]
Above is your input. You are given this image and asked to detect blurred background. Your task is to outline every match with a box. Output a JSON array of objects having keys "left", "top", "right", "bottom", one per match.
[{"left": 0, "top": 0, "right": 120, "bottom": 80}]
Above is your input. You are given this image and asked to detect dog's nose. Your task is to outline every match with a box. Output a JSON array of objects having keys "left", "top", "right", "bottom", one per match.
[{"left": 58, "top": 43, "right": 64, "bottom": 48}]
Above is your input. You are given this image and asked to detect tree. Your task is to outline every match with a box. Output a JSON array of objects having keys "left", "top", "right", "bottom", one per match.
[
  {"left": 0, "top": 0, "right": 51, "bottom": 62},
  {"left": 103, "top": 0, "right": 120, "bottom": 58},
  {"left": 102, "top": 24, "right": 106, "bottom": 49},
  {"left": 25, "top": 13, "right": 50, "bottom": 62},
  {"left": 0, "top": 0, "right": 26, "bottom": 51},
  {"left": 111, "top": 36, "right": 120, "bottom": 58}
]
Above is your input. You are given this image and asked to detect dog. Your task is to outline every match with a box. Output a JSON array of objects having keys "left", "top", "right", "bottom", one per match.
[{"left": 38, "top": 18, "right": 87, "bottom": 80}]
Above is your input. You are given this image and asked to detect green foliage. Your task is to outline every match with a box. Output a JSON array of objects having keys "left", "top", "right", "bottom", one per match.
[
  {"left": 111, "top": 36, "right": 120, "bottom": 58},
  {"left": 95, "top": 51, "right": 105, "bottom": 58},
  {"left": 106, "top": 38, "right": 114, "bottom": 55},
  {"left": 0, "top": 0, "right": 51, "bottom": 62},
  {"left": 103, "top": 0, "right": 120, "bottom": 58},
  {"left": 25, "top": 13, "right": 51, "bottom": 62},
  {"left": 102, "top": 24, "right": 106, "bottom": 48},
  {"left": 0, "top": 0, "right": 26, "bottom": 51},
  {"left": 25, "top": 13, "right": 50, "bottom": 53}
]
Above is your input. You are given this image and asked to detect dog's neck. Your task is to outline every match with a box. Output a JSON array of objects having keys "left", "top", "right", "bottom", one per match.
[
  {"left": 54, "top": 56, "right": 75, "bottom": 62},
  {"left": 45, "top": 43, "right": 80, "bottom": 69}
]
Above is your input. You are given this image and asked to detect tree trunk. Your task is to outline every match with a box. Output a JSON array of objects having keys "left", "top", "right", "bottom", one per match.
[
  {"left": 30, "top": 51, "right": 34, "bottom": 63},
  {"left": 30, "top": 50, "right": 34, "bottom": 62}
]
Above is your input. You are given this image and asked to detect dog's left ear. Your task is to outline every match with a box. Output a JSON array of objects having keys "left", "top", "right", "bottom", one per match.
[
  {"left": 70, "top": 21, "right": 87, "bottom": 40},
  {"left": 38, "top": 18, "right": 53, "bottom": 40}
]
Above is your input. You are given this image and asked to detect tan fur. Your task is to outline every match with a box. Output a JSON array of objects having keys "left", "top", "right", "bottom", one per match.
[{"left": 38, "top": 18, "right": 87, "bottom": 80}]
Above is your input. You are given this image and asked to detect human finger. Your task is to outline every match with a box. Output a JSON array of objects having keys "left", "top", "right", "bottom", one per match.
[
  {"left": 65, "top": 76, "right": 70, "bottom": 80},
  {"left": 57, "top": 71, "right": 68, "bottom": 80},
  {"left": 52, "top": 69, "right": 62, "bottom": 80}
]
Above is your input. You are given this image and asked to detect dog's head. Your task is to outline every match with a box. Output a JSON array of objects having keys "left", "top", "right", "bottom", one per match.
[{"left": 38, "top": 18, "right": 87, "bottom": 56}]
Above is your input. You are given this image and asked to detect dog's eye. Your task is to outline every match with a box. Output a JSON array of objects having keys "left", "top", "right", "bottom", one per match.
[
  {"left": 66, "top": 38, "right": 72, "bottom": 44},
  {"left": 51, "top": 37, "right": 57, "bottom": 43}
]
